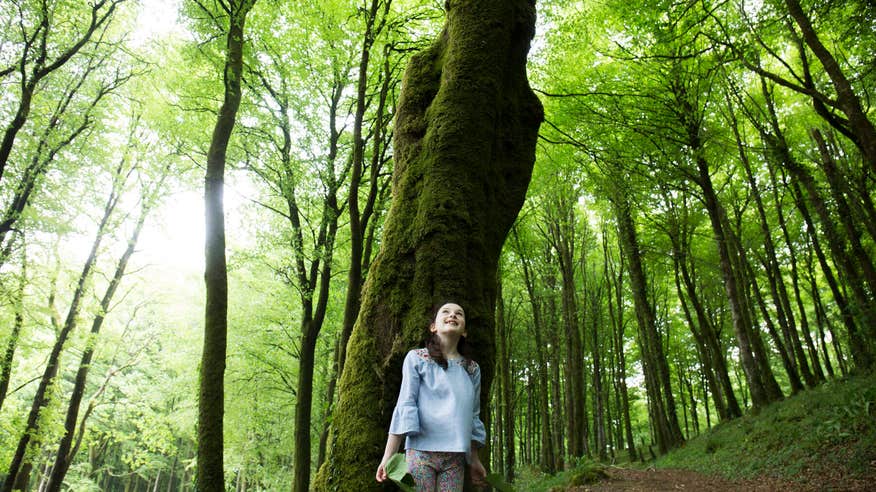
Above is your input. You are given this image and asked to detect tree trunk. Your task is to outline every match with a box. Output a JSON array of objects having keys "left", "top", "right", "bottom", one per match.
[
  {"left": 726, "top": 98, "right": 814, "bottom": 390},
  {"left": 759, "top": 78, "right": 872, "bottom": 368},
  {"left": 811, "top": 129, "right": 876, "bottom": 305},
  {"left": 314, "top": 1, "right": 542, "bottom": 488},
  {"left": 589, "top": 286, "right": 607, "bottom": 461},
  {"left": 199, "top": 2, "right": 255, "bottom": 491},
  {"left": 293, "top": 320, "right": 318, "bottom": 492},
  {"left": 725, "top": 216, "right": 785, "bottom": 403},
  {"left": 0, "top": 235, "right": 26, "bottom": 414},
  {"left": 746, "top": 257, "right": 803, "bottom": 393},
  {"left": 805, "top": 246, "right": 837, "bottom": 379},
  {"left": 320, "top": 3, "right": 394, "bottom": 466},
  {"left": 290, "top": 72, "right": 343, "bottom": 492},
  {"left": 545, "top": 274, "right": 565, "bottom": 470},
  {"left": 496, "top": 276, "right": 516, "bottom": 481},
  {"left": 671, "top": 241, "right": 727, "bottom": 421},
  {"left": 694, "top": 155, "right": 776, "bottom": 408},
  {"left": 511, "top": 228, "right": 556, "bottom": 472},
  {"left": 546, "top": 194, "right": 586, "bottom": 458},
  {"left": 768, "top": 162, "right": 825, "bottom": 383},
  {"left": 605, "top": 236, "right": 638, "bottom": 462},
  {"left": 46, "top": 193, "right": 151, "bottom": 491},
  {"left": 613, "top": 196, "right": 683, "bottom": 453},
  {"left": 662, "top": 190, "right": 741, "bottom": 420},
  {"left": 792, "top": 172, "right": 871, "bottom": 366},
  {"left": 783, "top": 0, "right": 876, "bottom": 174},
  {"left": 2, "top": 159, "right": 125, "bottom": 492}
]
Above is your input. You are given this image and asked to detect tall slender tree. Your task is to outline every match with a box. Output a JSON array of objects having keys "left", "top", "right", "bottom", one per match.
[{"left": 199, "top": 1, "right": 256, "bottom": 490}]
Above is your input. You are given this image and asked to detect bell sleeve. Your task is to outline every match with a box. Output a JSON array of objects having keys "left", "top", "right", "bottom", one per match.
[
  {"left": 388, "top": 350, "right": 421, "bottom": 436},
  {"left": 470, "top": 363, "right": 487, "bottom": 446}
]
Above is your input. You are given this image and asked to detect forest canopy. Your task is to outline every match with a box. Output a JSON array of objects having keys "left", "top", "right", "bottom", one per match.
[{"left": 0, "top": 0, "right": 874, "bottom": 490}]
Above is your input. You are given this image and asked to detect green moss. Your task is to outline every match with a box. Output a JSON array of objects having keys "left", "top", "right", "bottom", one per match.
[{"left": 568, "top": 465, "right": 609, "bottom": 486}]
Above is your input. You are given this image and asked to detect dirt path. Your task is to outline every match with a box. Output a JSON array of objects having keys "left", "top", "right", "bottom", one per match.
[{"left": 564, "top": 466, "right": 811, "bottom": 491}]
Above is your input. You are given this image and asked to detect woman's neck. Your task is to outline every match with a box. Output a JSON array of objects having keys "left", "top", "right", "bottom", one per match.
[{"left": 437, "top": 334, "right": 461, "bottom": 359}]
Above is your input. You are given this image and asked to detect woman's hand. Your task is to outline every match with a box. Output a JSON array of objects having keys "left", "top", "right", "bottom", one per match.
[
  {"left": 469, "top": 455, "right": 487, "bottom": 487},
  {"left": 375, "top": 458, "right": 389, "bottom": 482},
  {"left": 377, "top": 434, "right": 404, "bottom": 482}
]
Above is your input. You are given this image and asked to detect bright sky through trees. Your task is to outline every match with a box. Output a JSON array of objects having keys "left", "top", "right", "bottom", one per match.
[{"left": 132, "top": 0, "right": 186, "bottom": 46}]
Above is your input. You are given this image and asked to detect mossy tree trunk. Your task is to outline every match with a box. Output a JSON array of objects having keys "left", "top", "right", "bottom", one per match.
[{"left": 314, "top": 1, "right": 542, "bottom": 489}]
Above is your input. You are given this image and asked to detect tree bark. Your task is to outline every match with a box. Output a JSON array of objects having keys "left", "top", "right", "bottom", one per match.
[
  {"left": 199, "top": 2, "right": 255, "bottom": 491},
  {"left": 724, "top": 215, "right": 785, "bottom": 403},
  {"left": 495, "top": 276, "right": 516, "bottom": 481},
  {"left": 320, "top": 5, "right": 394, "bottom": 467},
  {"left": 696, "top": 158, "right": 773, "bottom": 408},
  {"left": 726, "top": 97, "right": 814, "bottom": 390},
  {"left": 811, "top": 129, "right": 876, "bottom": 302},
  {"left": 289, "top": 64, "right": 344, "bottom": 492},
  {"left": 604, "top": 234, "right": 638, "bottom": 462},
  {"left": 589, "top": 285, "right": 607, "bottom": 460},
  {"left": 768, "top": 161, "right": 825, "bottom": 383},
  {"left": 661, "top": 190, "right": 741, "bottom": 420},
  {"left": 758, "top": 77, "right": 871, "bottom": 368},
  {"left": 314, "top": 1, "right": 542, "bottom": 488}
]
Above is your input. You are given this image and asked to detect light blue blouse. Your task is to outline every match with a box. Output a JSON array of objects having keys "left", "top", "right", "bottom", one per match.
[{"left": 389, "top": 348, "right": 487, "bottom": 457}]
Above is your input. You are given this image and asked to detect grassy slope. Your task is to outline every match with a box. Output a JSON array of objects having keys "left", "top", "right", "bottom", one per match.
[{"left": 654, "top": 371, "right": 876, "bottom": 488}]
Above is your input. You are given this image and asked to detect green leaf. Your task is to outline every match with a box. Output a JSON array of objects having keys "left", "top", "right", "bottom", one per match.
[
  {"left": 385, "top": 453, "right": 415, "bottom": 492},
  {"left": 485, "top": 472, "right": 515, "bottom": 492}
]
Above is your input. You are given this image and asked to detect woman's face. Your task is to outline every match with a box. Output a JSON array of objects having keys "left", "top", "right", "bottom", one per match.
[{"left": 431, "top": 303, "right": 466, "bottom": 336}]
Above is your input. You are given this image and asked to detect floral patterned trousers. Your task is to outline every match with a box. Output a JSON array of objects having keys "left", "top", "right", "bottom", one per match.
[{"left": 405, "top": 449, "right": 466, "bottom": 492}]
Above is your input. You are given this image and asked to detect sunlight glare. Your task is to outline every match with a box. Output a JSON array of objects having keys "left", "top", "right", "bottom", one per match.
[
  {"left": 139, "top": 190, "right": 205, "bottom": 272},
  {"left": 131, "top": 0, "right": 186, "bottom": 46}
]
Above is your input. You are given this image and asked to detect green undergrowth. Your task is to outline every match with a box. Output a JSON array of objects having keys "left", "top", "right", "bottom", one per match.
[{"left": 654, "top": 371, "right": 876, "bottom": 487}]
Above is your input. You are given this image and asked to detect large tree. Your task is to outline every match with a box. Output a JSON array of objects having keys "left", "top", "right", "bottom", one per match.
[{"left": 314, "top": 0, "right": 543, "bottom": 489}]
